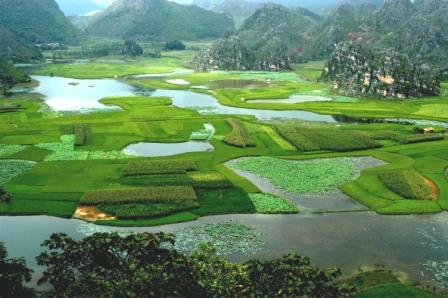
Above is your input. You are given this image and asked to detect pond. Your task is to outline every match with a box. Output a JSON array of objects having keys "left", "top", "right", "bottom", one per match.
[
  {"left": 32, "top": 75, "right": 135, "bottom": 111},
  {"left": 122, "top": 141, "right": 214, "bottom": 157},
  {"left": 132, "top": 69, "right": 193, "bottom": 79},
  {"left": 1, "top": 212, "right": 447, "bottom": 288},
  {"left": 149, "top": 89, "right": 337, "bottom": 122}
]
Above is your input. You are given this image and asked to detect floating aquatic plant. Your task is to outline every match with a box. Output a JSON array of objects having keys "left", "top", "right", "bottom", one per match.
[{"left": 174, "top": 222, "right": 263, "bottom": 256}]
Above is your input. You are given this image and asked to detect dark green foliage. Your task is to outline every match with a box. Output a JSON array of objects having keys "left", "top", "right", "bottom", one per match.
[
  {"left": 86, "top": 0, "right": 234, "bottom": 41},
  {"left": 123, "top": 160, "right": 197, "bottom": 176},
  {"left": 36, "top": 233, "right": 355, "bottom": 297},
  {"left": 164, "top": 40, "right": 186, "bottom": 51},
  {"left": 243, "top": 254, "right": 356, "bottom": 297},
  {"left": 121, "top": 40, "right": 143, "bottom": 57},
  {"left": 98, "top": 203, "right": 194, "bottom": 219},
  {"left": 379, "top": 170, "right": 437, "bottom": 200},
  {"left": 0, "top": 187, "right": 11, "bottom": 203},
  {"left": 36, "top": 233, "right": 207, "bottom": 297},
  {"left": 223, "top": 119, "right": 256, "bottom": 148},
  {"left": 402, "top": 133, "right": 444, "bottom": 144},
  {"left": 73, "top": 123, "right": 89, "bottom": 146},
  {"left": 0, "top": 27, "right": 41, "bottom": 62},
  {"left": 0, "top": 0, "right": 78, "bottom": 44},
  {"left": 80, "top": 186, "right": 198, "bottom": 205},
  {"left": 276, "top": 124, "right": 381, "bottom": 152},
  {"left": 0, "top": 60, "right": 30, "bottom": 95},
  {"left": 0, "top": 242, "right": 35, "bottom": 298}
]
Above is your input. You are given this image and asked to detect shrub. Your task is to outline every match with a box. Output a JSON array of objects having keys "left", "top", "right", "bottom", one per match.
[
  {"left": 248, "top": 193, "right": 298, "bottom": 214},
  {"left": 379, "top": 170, "right": 437, "bottom": 200},
  {"left": 276, "top": 125, "right": 381, "bottom": 152},
  {"left": 98, "top": 203, "right": 195, "bottom": 219},
  {"left": 164, "top": 40, "right": 186, "bottom": 51},
  {"left": 73, "top": 123, "right": 89, "bottom": 146},
  {"left": 0, "top": 186, "right": 12, "bottom": 203},
  {"left": 80, "top": 186, "right": 198, "bottom": 205},
  {"left": 223, "top": 119, "right": 256, "bottom": 148},
  {"left": 123, "top": 160, "right": 197, "bottom": 176}
]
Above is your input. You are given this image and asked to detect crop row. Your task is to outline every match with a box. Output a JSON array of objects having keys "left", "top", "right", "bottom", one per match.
[
  {"left": 120, "top": 172, "right": 232, "bottom": 189},
  {"left": 402, "top": 134, "right": 444, "bottom": 144},
  {"left": 80, "top": 186, "right": 198, "bottom": 205},
  {"left": 74, "top": 123, "right": 89, "bottom": 146},
  {"left": 379, "top": 170, "right": 437, "bottom": 201},
  {"left": 223, "top": 119, "right": 256, "bottom": 148},
  {"left": 97, "top": 202, "right": 197, "bottom": 219},
  {"left": 276, "top": 125, "right": 381, "bottom": 152},
  {"left": 123, "top": 160, "right": 197, "bottom": 176}
]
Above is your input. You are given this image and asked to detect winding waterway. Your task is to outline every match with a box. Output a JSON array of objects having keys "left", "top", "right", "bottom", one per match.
[{"left": 8, "top": 75, "right": 446, "bottom": 288}]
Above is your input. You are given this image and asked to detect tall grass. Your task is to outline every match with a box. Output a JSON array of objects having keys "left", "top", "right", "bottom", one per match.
[
  {"left": 80, "top": 186, "right": 198, "bottom": 205},
  {"left": 223, "top": 119, "right": 256, "bottom": 148},
  {"left": 276, "top": 125, "right": 381, "bottom": 152},
  {"left": 123, "top": 160, "right": 197, "bottom": 176},
  {"left": 379, "top": 170, "right": 437, "bottom": 200}
]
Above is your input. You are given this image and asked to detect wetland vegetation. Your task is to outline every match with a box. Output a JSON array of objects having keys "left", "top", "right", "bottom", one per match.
[{"left": 2, "top": 0, "right": 448, "bottom": 295}]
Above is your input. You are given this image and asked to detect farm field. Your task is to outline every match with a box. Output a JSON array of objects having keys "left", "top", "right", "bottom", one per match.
[
  {"left": 0, "top": 53, "right": 447, "bottom": 295},
  {"left": 0, "top": 53, "right": 447, "bottom": 224}
]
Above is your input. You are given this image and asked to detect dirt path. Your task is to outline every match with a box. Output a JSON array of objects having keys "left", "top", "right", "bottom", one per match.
[{"left": 423, "top": 177, "right": 440, "bottom": 199}]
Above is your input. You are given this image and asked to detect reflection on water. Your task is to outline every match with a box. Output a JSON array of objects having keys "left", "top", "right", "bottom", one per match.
[
  {"left": 122, "top": 141, "right": 214, "bottom": 157},
  {"left": 1, "top": 213, "right": 448, "bottom": 288},
  {"left": 32, "top": 76, "right": 135, "bottom": 111}
]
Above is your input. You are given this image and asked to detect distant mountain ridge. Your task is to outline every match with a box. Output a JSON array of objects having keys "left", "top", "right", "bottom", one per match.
[
  {"left": 0, "top": 27, "right": 42, "bottom": 62},
  {"left": 0, "top": 0, "right": 78, "bottom": 44},
  {"left": 86, "top": 0, "right": 234, "bottom": 41}
]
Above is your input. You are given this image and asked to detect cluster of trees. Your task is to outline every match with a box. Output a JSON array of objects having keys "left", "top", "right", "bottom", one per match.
[
  {"left": 164, "top": 40, "right": 186, "bottom": 51},
  {"left": 0, "top": 60, "right": 30, "bottom": 95},
  {"left": 1, "top": 232, "right": 357, "bottom": 297},
  {"left": 121, "top": 40, "right": 143, "bottom": 57}
]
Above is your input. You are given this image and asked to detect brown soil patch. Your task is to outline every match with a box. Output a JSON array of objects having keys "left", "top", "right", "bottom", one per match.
[
  {"left": 74, "top": 206, "right": 116, "bottom": 222},
  {"left": 423, "top": 177, "right": 439, "bottom": 200}
]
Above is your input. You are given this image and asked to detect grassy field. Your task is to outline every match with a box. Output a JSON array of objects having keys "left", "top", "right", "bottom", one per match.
[{"left": 0, "top": 56, "right": 447, "bottom": 225}]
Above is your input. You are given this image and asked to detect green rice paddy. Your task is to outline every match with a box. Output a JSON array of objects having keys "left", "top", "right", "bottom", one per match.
[{"left": 0, "top": 54, "right": 447, "bottom": 226}]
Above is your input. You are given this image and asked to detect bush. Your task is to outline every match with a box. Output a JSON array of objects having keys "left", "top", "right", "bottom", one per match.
[
  {"left": 276, "top": 125, "right": 381, "bottom": 152},
  {"left": 379, "top": 170, "right": 437, "bottom": 200},
  {"left": 121, "top": 40, "right": 143, "bottom": 56},
  {"left": 98, "top": 203, "right": 195, "bottom": 219},
  {"left": 80, "top": 186, "right": 198, "bottom": 205},
  {"left": 224, "top": 119, "right": 256, "bottom": 148},
  {"left": 73, "top": 123, "right": 89, "bottom": 146},
  {"left": 123, "top": 160, "right": 197, "bottom": 176},
  {"left": 0, "top": 186, "right": 12, "bottom": 203},
  {"left": 164, "top": 40, "right": 186, "bottom": 51}
]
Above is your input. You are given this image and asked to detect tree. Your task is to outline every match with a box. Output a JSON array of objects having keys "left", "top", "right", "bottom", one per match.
[
  {"left": 0, "top": 186, "right": 12, "bottom": 203},
  {"left": 0, "top": 242, "right": 35, "bottom": 298},
  {"left": 0, "top": 60, "right": 29, "bottom": 95},
  {"left": 36, "top": 233, "right": 207, "bottom": 297},
  {"left": 243, "top": 254, "right": 356, "bottom": 297},
  {"left": 164, "top": 40, "right": 186, "bottom": 51},
  {"left": 121, "top": 40, "right": 143, "bottom": 57}
]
